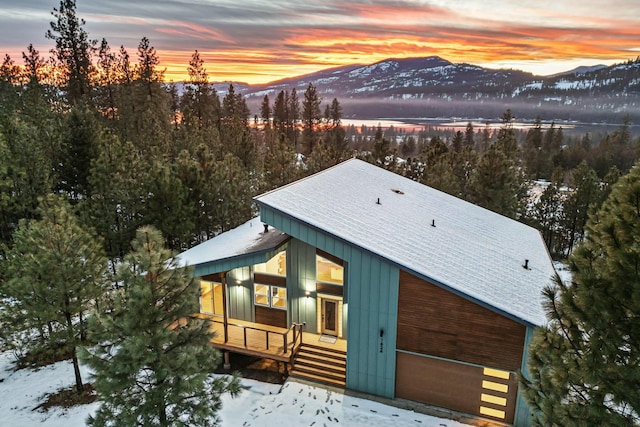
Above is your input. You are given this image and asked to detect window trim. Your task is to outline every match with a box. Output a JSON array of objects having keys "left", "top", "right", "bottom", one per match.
[{"left": 253, "top": 283, "right": 287, "bottom": 310}]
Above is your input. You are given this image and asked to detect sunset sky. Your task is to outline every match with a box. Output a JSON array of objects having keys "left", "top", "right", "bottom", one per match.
[{"left": 1, "top": 0, "right": 639, "bottom": 84}]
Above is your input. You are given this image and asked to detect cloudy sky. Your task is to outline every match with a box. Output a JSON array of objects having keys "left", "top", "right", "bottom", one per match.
[{"left": 1, "top": 0, "right": 639, "bottom": 84}]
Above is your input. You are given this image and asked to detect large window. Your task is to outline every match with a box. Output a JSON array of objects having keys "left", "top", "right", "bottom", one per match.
[
  {"left": 316, "top": 254, "right": 343, "bottom": 285},
  {"left": 254, "top": 284, "right": 287, "bottom": 310},
  {"left": 200, "top": 281, "right": 223, "bottom": 316},
  {"left": 254, "top": 251, "right": 286, "bottom": 276}
]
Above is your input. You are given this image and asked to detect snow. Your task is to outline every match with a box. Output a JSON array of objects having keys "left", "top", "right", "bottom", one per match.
[
  {"left": 256, "top": 159, "right": 556, "bottom": 326},
  {"left": 177, "top": 216, "right": 270, "bottom": 267},
  {"left": 553, "top": 261, "right": 572, "bottom": 285},
  {"left": 0, "top": 350, "right": 472, "bottom": 427}
]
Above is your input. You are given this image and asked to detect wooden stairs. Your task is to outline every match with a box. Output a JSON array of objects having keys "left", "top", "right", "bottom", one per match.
[{"left": 290, "top": 342, "right": 346, "bottom": 387}]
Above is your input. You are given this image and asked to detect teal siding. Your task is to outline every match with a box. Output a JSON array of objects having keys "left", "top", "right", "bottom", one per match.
[
  {"left": 260, "top": 205, "right": 399, "bottom": 399},
  {"left": 226, "top": 267, "right": 254, "bottom": 322},
  {"left": 346, "top": 251, "right": 398, "bottom": 397},
  {"left": 514, "top": 325, "right": 536, "bottom": 427},
  {"left": 286, "top": 239, "right": 317, "bottom": 330}
]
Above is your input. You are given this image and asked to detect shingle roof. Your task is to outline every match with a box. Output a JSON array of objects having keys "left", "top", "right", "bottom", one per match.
[{"left": 255, "top": 158, "right": 556, "bottom": 326}]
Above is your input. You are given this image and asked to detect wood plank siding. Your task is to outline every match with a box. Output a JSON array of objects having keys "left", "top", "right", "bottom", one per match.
[
  {"left": 255, "top": 305, "right": 287, "bottom": 328},
  {"left": 395, "top": 352, "right": 518, "bottom": 424},
  {"left": 397, "top": 270, "right": 526, "bottom": 371}
]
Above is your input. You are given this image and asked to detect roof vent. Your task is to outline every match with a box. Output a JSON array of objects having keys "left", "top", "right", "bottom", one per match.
[
  {"left": 523, "top": 259, "right": 529, "bottom": 269},
  {"left": 391, "top": 188, "right": 405, "bottom": 195},
  {"left": 263, "top": 223, "right": 269, "bottom": 233},
  {"left": 376, "top": 197, "right": 381, "bottom": 205},
  {"left": 431, "top": 219, "right": 436, "bottom": 227}
]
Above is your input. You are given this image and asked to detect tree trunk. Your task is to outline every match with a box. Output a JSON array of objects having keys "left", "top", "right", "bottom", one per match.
[{"left": 64, "top": 307, "right": 84, "bottom": 394}]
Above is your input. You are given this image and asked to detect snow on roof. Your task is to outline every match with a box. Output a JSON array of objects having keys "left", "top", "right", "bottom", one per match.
[
  {"left": 255, "top": 158, "right": 556, "bottom": 326},
  {"left": 177, "top": 216, "right": 288, "bottom": 268}
]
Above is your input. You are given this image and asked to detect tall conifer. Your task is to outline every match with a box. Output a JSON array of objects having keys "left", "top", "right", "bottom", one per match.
[
  {"left": 84, "top": 226, "right": 240, "bottom": 427},
  {"left": 523, "top": 163, "right": 640, "bottom": 426}
]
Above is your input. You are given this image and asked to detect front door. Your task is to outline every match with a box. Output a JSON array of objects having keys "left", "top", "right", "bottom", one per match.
[{"left": 321, "top": 299, "right": 338, "bottom": 336}]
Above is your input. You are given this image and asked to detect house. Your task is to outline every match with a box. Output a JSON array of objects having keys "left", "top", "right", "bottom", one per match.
[{"left": 177, "top": 159, "right": 556, "bottom": 426}]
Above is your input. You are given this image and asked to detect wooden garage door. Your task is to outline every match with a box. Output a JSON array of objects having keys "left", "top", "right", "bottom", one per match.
[{"left": 395, "top": 352, "right": 518, "bottom": 424}]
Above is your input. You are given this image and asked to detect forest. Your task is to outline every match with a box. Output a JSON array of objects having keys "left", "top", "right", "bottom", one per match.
[{"left": 0, "top": 0, "right": 639, "bottom": 425}]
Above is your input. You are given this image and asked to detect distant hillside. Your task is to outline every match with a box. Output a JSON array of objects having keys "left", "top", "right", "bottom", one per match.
[{"left": 230, "top": 56, "right": 640, "bottom": 123}]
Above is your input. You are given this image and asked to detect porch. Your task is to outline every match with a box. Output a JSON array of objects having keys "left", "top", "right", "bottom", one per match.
[{"left": 194, "top": 314, "right": 347, "bottom": 363}]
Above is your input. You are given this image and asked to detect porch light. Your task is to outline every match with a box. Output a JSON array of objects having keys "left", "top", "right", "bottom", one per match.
[
  {"left": 235, "top": 280, "right": 241, "bottom": 286},
  {"left": 305, "top": 291, "right": 311, "bottom": 298}
]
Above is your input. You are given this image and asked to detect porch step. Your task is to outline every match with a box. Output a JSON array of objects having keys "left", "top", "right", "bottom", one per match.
[{"left": 290, "top": 342, "right": 346, "bottom": 387}]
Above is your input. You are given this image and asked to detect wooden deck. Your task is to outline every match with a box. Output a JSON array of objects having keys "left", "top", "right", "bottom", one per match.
[{"left": 193, "top": 314, "right": 347, "bottom": 362}]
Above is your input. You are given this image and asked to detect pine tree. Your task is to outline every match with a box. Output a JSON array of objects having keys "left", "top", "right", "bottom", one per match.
[
  {"left": 522, "top": 163, "right": 640, "bottom": 426},
  {"left": 260, "top": 94, "right": 271, "bottom": 128},
  {"left": 83, "top": 226, "right": 241, "bottom": 427},
  {"left": 46, "top": 0, "right": 96, "bottom": 104},
  {"left": 561, "top": 161, "right": 601, "bottom": 255},
  {"left": 2, "top": 195, "right": 107, "bottom": 393},
  {"left": 469, "top": 143, "right": 525, "bottom": 218},
  {"left": 0, "top": 117, "right": 53, "bottom": 246},
  {"left": 181, "top": 50, "right": 220, "bottom": 130},
  {"left": 301, "top": 83, "right": 322, "bottom": 155},
  {"left": 287, "top": 88, "right": 300, "bottom": 147}
]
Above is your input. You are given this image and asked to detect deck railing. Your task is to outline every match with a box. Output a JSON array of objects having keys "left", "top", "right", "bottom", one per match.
[{"left": 197, "top": 315, "right": 304, "bottom": 358}]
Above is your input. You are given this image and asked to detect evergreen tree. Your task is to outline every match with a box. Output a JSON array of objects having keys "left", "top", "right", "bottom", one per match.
[
  {"left": 46, "top": 0, "right": 95, "bottom": 104},
  {"left": 287, "top": 88, "right": 300, "bottom": 146},
  {"left": 83, "top": 135, "right": 147, "bottom": 262},
  {"left": 180, "top": 50, "right": 220, "bottom": 130},
  {"left": 263, "top": 133, "right": 300, "bottom": 190},
  {"left": 469, "top": 143, "right": 524, "bottom": 218},
  {"left": 523, "top": 163, "right": 640, "bottom": 426},
  {"left": 0, "top": 54, "right": 20, "bottom": 118},
  {"left": 95, "top": 38, "right": 117, "bottom": 120},
  {"left": 0, "top": 117, "right": 53, "bottom": 246},
  {"left": 2, "top": 195, "right": 107, "bottom": 393},
  {"left": 561, "top": 161, "right": 601, "bottom": 255},
  {"left": 143, "top": 161, "right": 194, "bottom": 251},
  {"left": 301, "top": 83, "right": 322, "bottom": 155},
  {"left": 528, "top": 167, "right": 564, "bottom": 254},
  {"left": 272, "top": 90, "right": 288, "bottom": 134},
  {"left": 523, "top": 116, "right": 544, "bottom": 179},
  {"left": 57, "top": 105, "right": 102, "bottom": 199},
  {"left": 260, "top": 94, "right": 271, "bottom": 128},
  {"left": 464, "top": 122, "right": 475, "bottom": 148},
  {"left": 83, "top": 226, "right": 240, "bottom": 427}
]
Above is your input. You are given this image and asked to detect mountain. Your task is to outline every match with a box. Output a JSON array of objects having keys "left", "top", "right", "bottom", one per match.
[{"left": 238, "top": 56, "right": 640, "bottom": 123}]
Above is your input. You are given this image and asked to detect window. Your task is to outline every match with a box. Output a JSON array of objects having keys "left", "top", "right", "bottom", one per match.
[
  {"left": 254, "top": 283, "right": 287, "bottom": 310},
  {"left": 200, "top": 281, "right": 223, "bottom": 316},
  {"left": 254, "top": 251, "right": 286, "bottom": 276},
  {"left": 316, "top": 254, "right": 343, "bottom": 285}
]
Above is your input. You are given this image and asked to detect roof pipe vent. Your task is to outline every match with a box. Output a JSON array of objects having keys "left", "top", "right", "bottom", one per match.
[
  {"left": 376, "top": 197, "right": 381, "bottom": 205},
  {"left": 523, "top": 259, "right": 529, "bottom": 269},
  {"left": 431, "top": 219, "right": 436, "bottom": 227},
  {"left": 263, "top": 223, "right": 269, "bottom": 233}
]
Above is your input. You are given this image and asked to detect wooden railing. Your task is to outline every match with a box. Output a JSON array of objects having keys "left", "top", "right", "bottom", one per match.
[{"left": 196, "top": 315, "right": 304, "bottom": 358}]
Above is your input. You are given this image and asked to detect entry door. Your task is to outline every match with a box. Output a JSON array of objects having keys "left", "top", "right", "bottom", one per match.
[{"left": 321, "top": 299, "right": 338, "bottom": 335}]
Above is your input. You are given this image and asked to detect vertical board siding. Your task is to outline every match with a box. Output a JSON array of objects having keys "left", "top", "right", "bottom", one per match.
[
  {"left": 397, "top": 270, "right": 526, "bottom": 371},
  {"left": 514, "top": 326, "right": 536, "bottom": 427},
  {"left": 287, "top": 239, "right": 318, "bottom": 331},
  {"left": 260, "top": 206, "right": 399, "bottom": 399},
  {"left": 226, "top": 267, "right": 254, "bottom": 322}
]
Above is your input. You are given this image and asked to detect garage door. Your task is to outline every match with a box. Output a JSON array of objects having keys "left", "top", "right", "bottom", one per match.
[{"left": 395, "top": 352, "right": 518, "bottom": 424}]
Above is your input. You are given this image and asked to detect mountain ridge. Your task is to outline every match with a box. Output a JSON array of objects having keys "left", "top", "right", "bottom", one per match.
[{"left": 211, "top": 56, "right": 640, "bottom": 122}]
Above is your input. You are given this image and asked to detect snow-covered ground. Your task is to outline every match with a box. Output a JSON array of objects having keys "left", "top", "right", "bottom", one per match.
[
  {"left": 0, "top": 350, "right": 472, "bottom": 427},
  {"left": 553, "top": 260, "right": 572, "bottom": 285}
]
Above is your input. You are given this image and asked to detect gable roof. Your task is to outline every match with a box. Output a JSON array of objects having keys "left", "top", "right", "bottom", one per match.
[{"left": 255, "top": 158, "right": 556, "bottom": 326}]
